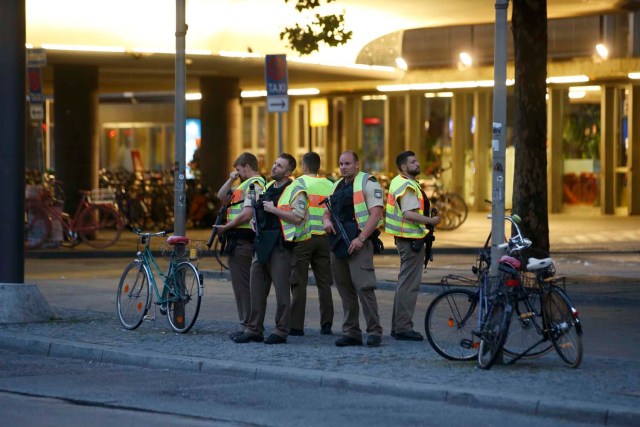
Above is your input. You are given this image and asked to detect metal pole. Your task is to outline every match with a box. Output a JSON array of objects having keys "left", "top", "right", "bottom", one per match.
[
  {"left": 490, "top": 0, "right": 509, "bottom": 276},
  {"left": 174, "top": 0, "right": 187, "bottom": 237},
  {"left": 277, "top": 112, "right": 283, "bottom": 154},
  {"left": 0, "top": 0, "right": 26, "bottom": 283}
]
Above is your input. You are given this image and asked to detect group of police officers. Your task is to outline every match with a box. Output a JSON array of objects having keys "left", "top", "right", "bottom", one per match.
[{"left": 212, "top": 150, "right": 440, "bottom": 347}]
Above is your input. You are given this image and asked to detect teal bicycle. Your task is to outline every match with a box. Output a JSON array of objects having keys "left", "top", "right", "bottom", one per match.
[{"left": 117, "top": 228, "right": 203, "bottom": 333}]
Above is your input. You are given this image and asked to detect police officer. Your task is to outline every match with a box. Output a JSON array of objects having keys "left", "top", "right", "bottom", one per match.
[
  {"left": 213, "top": 152, "right": 266, "bottom": 339},
  {"left": 290, "top": 152, "right": 334, "bottom": 336},
  {"left": 322, "top": 150, "right": 384, "bottom": 347},
  {"left": 234, "top": 153, "right": 307, "bottom": 345},
  {"left": 385, "top": 151, "right": 440, "bottom": 341}
]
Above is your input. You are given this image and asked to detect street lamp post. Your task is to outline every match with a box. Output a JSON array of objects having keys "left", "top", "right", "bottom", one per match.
[
  {"left": 490, "top": 0, "right": 510, "bottom": 276},
  {"left": 174, "top": 0, "right": 187, "bottom": 238}
]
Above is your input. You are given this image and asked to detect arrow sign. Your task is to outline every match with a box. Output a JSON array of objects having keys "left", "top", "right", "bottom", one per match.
[{"left": 267, "top": 95, "right": 289, "bottom": 113}]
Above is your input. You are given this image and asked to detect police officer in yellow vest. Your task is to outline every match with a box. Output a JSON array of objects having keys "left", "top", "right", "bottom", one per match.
[
  {"left": 234, "top": 153, "right": 307, "bottom": 345},
  {"left": 213, "top": 152, "right": 266, "bottom": 340},
  {"left": 385, "top": 151, "right": 440, "bottom": 341},
  {"left": 322, "top": 150, "right": 385, "bottom": 347},
  {"left": 290, "top": 152, "right": 334, "bottom": 336}
]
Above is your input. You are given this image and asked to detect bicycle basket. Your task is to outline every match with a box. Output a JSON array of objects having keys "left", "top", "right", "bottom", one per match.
[{"left": 90, "top": 188, "right": 116, "bottom": 205}]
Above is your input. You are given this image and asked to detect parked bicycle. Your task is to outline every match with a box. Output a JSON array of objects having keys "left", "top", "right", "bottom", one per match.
[
  {"left": 424, "top": 214, "right": 583, "bottom": 369},
  {"left": 116, "top": 227, "right": 204, "bottom": 333},
  {"left": 25, "top": 184, "right": 123, "bottom": 250},
  {"left": 420, "top": 163, "right": 468, "bottom": 231}
]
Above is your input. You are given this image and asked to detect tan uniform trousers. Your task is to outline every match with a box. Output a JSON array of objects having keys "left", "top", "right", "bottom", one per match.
[
  {"left": 227, "top": 237, "right": 254, "bottom": 330},
  {"left": 392, "top": 237, "right": 425, "bottom": 334},
  {"left": 290, "top": 235, "right": 334, "bottom": 330},
  {"left": 331, "top": 240, "right": 383, "bottom": 339},
  {"left": 246, "top": 244, "right": 294, "bottom": 339}
]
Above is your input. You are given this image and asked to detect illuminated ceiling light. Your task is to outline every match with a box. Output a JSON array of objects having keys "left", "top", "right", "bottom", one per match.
[
  {"left": 395, "top": 57, "right": 408, "bottom": 71},
  {"left": 477, "top": 80, "right": 495, "bottom": 87},
  {"left": 377, "top": 84, "right": 411, "bottom": 92},
  {"left": 569, "top": 85, "right": 600, "bottom": 92},
  {"left": 42, "top": 44, "right": 126, "bottom": 53},
  {"left": 444, "top": 81, "right": 478, "bottom": 89},
  {"left": 132, "top": 47, "right": 174, "bottom": 54},
  {"left": 424, "top": 93, "right": 436, "bottom": 98},
  {"left": 410, "top": 83, "right": 444, "bottom": 90},
  {"left": 241, "top": 90, "right": 267, "bottom": 98},
  {"left": 288, "top": 88, "right": 320, "bottom": 96},
  {"left": 458, "top": 51, "right": 473, "bottom": 69},
  {"left": 547, "top": 75, "right": 589, "bottom": 84},
  {"left": 506, "top": 79, "right": 515, "bottom": 86},
  {"left": 185, "top": 93, "right": 202, "bottom": 101},
  {"left": 25, "top": 43, "right": 33, "bottom": 49},
  {"left": 568, "top": 91, "right": 586, "bottom": 99},
  {"left": 595, "top": 43, "right": 609, "bottom": 60},
  {"left": 629, "top": 72, "right": 640, "bottom": 79},
  {"left": 436, "top": 92, "right": 454, "bottom": 98}
]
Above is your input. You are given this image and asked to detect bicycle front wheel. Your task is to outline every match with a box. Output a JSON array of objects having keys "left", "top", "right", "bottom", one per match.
[
  {"left": 166, "top": 262, "right": 202, "bottom": 333},
  {"left": 425, "top": 289, "right": 479, "bottom": 361},
  {"left": 25, "top": 209, "right": 51, "bottom": 249},
  {"left": 117, "top": 261, "right": 151, "bottom": 330},
  {"left": 544, "top": 287, "right": 583, "bottom": 368},
  {"left": 77, "top": 204, "right": 123, "bottom": 248},
  {"left": 504, "top": 290, "right": 553, "bottom": 359},
  {"left": 478, "top": 296, "right": 512, "bottom": 369}
]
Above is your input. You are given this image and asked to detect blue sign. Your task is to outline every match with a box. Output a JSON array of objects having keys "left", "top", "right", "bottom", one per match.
[{"left": 265, "top": 54, "right": 288, "bottom": 96}]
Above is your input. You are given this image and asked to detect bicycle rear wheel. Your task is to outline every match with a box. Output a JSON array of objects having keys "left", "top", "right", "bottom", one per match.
[
  {"left": 425, "top": 289, "right": 479, "bottom": 361},
  {"left": 166, "top": 262, "right": 202, "bottom": 333},
  {"left": 24, "top": 209, "right": 51, "bottom": 249},
  {"left": 544, "top": 287, "right": 583, "bottom": 368},
  {"left": 77, "top": 204, "right": 123, "bottom": 248},
  {"left": 503, "top": 290, "right": 553, "bottom": 359},
  {"left": 478, "top": 296, "right": 512, "bottom": 369},
  {"left": 117, "top": 261, "right": 150, "bottom": 330},
  {"left": 435, "top": 193, "right": 468, "bottom": 231}
]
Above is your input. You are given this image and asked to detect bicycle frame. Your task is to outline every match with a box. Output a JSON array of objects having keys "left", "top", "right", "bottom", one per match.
[{"left": 136, "top": 236, "right": 186, "bottom": 308}]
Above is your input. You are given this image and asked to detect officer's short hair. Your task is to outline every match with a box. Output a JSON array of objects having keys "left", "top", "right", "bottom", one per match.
[
  {"left": 302, "top": 152, "right": 321, "bottom": 174},
  {"left": 396, "top": 151, "right": 416, "bottom": 170},
  {"left": 234, "top": 152, "right": 259, "bottom": 171},
  {"left": 279, "top": 153, "right": 297, "bottom": 173}
]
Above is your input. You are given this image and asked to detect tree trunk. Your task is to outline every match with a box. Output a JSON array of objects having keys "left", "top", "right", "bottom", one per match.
[{"left": 512, "top": 0, "right": 550, "bottom": 253}]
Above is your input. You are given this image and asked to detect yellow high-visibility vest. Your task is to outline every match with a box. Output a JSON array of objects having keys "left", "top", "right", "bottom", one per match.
[
  {"left": 295, "top": 175, "right": 333, "bottom": 241},
  {"left": 227, "top": 175, "right": 266, "bottom": 229},
  {"left": 384, "top": 174, "right": 427, "bottom": 239}
]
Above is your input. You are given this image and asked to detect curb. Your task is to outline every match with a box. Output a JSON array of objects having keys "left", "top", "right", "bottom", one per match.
[{"left": 0, "top": 332, "right": 638, "bottom": 426}]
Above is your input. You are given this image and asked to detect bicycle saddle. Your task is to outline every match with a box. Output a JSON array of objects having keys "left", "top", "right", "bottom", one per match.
[
  {"left": 167, "top": 235, "right": 190, "bottom": 245},
  {"left": 499, "top": 255, "right": 521, "bottom": 270},
  {"left": 527, "top": 257, "right": 553, "bottom": 271}
]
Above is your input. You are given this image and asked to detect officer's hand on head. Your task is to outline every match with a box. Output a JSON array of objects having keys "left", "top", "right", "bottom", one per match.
[{"left": 230, "top": 171, "right": 239, "bottom": 180}]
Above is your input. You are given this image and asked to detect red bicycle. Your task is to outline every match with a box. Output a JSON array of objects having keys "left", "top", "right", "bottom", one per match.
[{"left": 25, "top": 187, "right": 123, "bottom": 249}]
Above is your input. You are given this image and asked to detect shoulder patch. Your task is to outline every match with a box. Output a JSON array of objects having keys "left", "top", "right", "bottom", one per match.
[
  {"left": 374, "top": 189, "right": 383, "bottom": 199},
  {"left": 298, "top": 200, "right": 306, "bottom": 210}
]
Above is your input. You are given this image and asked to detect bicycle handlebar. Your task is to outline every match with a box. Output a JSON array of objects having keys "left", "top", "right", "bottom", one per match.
[{"left": 125, "top": 223, "right": 173, "bottom": 238}]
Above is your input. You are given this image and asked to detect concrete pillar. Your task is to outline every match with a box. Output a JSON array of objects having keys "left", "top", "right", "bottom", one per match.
[
  {"left": 345, "top": 96, "right": 360, "bottom": 155},
  {"left": 0, "top": 0, "right": 25, "bottom": 283},
  {"left": 628, "top": 85, "right": 640, "bottom": 214},
  {"left": 199, "top": 76, "right": 240, "bottom": 190},
  {"left": 629, "top": 11, "right": 640, "bottom": 57},
  {"left": 600, "top": 86, "right": 615, "bottom": 214},
  {"left": 452, "top": 93, "right": 471, "bottom": 196},
  {"left": 548, "top": 88, "right": 566, "bottom": 213},
  {"left": 473, "top": 90, "right": 491, "bottom": 211},
  {"left": 385, "top": 95, "right": 404, "bottom": 173},
  {"left": 53, "top": 64, "right": 98, "bottom": 214},
  {"left": 406, "top": 93, "right": 424, "bottom": 161}
]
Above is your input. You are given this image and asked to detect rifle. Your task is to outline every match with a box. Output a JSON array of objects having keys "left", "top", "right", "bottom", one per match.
[
  {"left": 207, "top": 190, "right": 232, "bottom": 270},
  {"left": 320, "top": 196, "right": 351, "bottom": 257},
  {"left": 424, "top": 207, "right": 437, "bottom": 269},
  {"left": 248, "top": 183, "right": 259, "bottom": 238}
]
